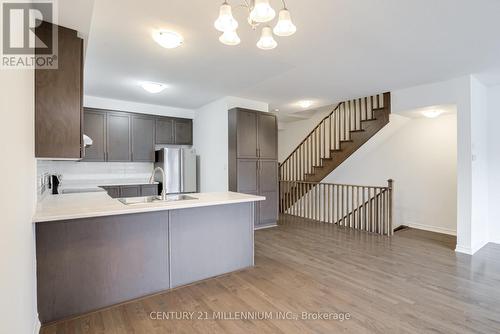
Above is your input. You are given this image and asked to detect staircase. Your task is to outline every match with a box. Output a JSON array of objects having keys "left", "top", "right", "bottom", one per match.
[
  {"left": 279, "top": 93, "right": 392, "bottom": 229},
  {"left": 280, "top": 92, "right": 391, "bottom": 183}
]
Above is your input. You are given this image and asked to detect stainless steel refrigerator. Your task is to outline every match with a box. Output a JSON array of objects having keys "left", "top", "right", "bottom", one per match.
[{"left": 154, "top": 148, "right": 197, "bottom": 194}]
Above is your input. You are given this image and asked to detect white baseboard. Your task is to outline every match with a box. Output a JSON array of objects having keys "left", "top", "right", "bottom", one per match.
[
  {"left": 455, "top": 239, "right": 490, "bottom": 255},
  {"left": 33, "top": 318, "right": 41, "bottom": 334},
  {"left": 455, "top": 245, "right": 473, "bottom": 255},
  {"left": 407, "top": 223, "right": 456, "bottom": 236},
  {"left": 254, "top": 224, "right": 277, "bottom": 230}
]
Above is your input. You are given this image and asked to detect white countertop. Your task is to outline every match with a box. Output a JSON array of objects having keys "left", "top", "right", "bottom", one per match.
[{"left": 33, "top": 191, "right": 265, "bottom": 223}]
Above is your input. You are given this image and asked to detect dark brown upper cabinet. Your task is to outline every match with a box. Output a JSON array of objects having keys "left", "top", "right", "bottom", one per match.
[
  {"left": 82, "top": 109, "right": 106, "bottom": 162},
  {"left": 258, "top": 113, "right": 278, "bottom": 160},
  {"left": 82, "top": 108, "right": 192, "bottom": 162},
  {"left": 106, "top": 113, "right": 131, "bottom": 162},
  {"left": 131, "top": 116, "right": 155, "bottom": 162},
  {"left": 174, "top": 119, "right": 193, "bottom": 145},
  {"left": 155, "top": 118, "right": 174, "bottom": 145},
  {"left": 35, "top": 22, "right": 83, "bottom": 159},
  {"left": 236, "top": 110, "right": 258, "bottom": 159}
]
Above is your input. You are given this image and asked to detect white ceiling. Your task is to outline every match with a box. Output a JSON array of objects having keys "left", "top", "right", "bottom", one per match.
[{"left": 83, "top": 0, "right": 500, "bottom": 117}]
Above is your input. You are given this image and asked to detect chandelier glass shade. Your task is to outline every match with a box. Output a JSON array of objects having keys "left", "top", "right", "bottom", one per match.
[
  {"left": 214, "top": 2, "right": 239, "bottom": 32},
  {"left": 214, "top": 0, "right": 296, "bottom": 50},
  {"left": 250, "top": 0, "right": 276, "bottom": 23},
  {"left": 219, "top": 29, "right": 241, "bottom": 46},
  {"left": 273, "top": 8, "right": 296, "bottom": 36},
  {"left": 257, "top": 26, "right": 277, "bottom": 50}
]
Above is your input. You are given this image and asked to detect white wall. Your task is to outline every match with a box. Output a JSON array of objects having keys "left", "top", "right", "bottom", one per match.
[
  {"left": 278, "top": 105, "right": 332, "bottom": 163},
  {"left": 487, "top": 84, "right": 500, "bottom": 244},
  {"left": 469, "top": 78, "right": 490, "bottom": 251},
  {"left": 193, "top": 98, "right": 230, "bottom": 192},
  {"left": 323, "top": 113, "right": 458, "bottom": 235},
  {"left": 0, "top": 70, "right": 39, "bottom": 332},
  {"left": 392, "top": 76, "right": 478, "bottom": 253},
  {"left": 194, "top": 96, "right": 268, "bottom": 192},
  {"left": 84, "top": 95, "right": 196, "bottom": 119}
]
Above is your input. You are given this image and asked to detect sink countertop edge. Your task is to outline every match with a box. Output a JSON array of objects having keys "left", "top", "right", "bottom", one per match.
[{"left": 33, "top": 191, "right": 265, "bottom": 223}]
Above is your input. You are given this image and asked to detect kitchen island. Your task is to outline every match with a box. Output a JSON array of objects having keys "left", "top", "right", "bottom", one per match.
[{"left": 34, "top": 191, "right": 264, "bottom": 323}]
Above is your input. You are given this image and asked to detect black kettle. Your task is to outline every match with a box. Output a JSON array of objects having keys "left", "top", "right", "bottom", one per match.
[{"left": 50, "top": 174, "right": 62, "bottom": 194}]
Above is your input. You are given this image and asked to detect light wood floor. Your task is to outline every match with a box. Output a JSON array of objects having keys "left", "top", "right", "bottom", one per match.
[{"left": 41, "top": 215, "right": 500, "bottom": 334}]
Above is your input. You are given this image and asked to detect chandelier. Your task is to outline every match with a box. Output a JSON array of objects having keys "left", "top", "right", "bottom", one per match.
[{"left": 214, "top": 0, "right": 297, "bottom": 50}]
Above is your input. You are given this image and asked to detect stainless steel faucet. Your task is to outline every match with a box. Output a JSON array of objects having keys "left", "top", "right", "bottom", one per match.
[{"left": 149, "top": 166, "right": 167, "bottom": 200}]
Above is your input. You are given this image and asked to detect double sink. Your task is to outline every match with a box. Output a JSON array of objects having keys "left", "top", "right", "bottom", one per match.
[{"left": 118, "top": 194, "right": 197, "bottom": 205}]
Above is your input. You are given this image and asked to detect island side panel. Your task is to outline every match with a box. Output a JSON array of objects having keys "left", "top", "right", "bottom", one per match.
[
  {"left": 36, "top": 211, "right": 170, "bottom": 324},
  {"left": 169, "top": 202, "right": 254, "bottom": 288}
]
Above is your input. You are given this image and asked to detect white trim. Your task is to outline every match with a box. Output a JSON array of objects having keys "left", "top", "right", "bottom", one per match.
[
  {"left": 455, "top": 239, "right": 490, "bottom": 255},
  {"left": 254, "top": 224, "right": 277, "bottom": 230},
  {"left": 407, "top": 223, "right": 456, "bottom": 236},
  {"left": 455, "top": 245, "right": 473, "bottom": 255},
  {"left": 33, "top": 318, "right": 40, "bottom": 334}
]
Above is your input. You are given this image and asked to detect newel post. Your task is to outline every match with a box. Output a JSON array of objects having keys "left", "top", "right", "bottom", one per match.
[{"left": 387, "top": 179, "right": 394, "bottom": 236}]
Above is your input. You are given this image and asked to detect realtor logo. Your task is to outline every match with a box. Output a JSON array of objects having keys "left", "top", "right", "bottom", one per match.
[{"left": 1, "top": 0, "right": 58, "bottom": 69}]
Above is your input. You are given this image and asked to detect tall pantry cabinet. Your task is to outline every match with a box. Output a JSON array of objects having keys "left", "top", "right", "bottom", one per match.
[{"left": 228, "top": 108, "right": 278, "bottom": 229}]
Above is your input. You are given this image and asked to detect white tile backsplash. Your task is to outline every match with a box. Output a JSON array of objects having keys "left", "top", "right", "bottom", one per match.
[{"left": 37, "top": 160, "right": 154, "bottom": 194}]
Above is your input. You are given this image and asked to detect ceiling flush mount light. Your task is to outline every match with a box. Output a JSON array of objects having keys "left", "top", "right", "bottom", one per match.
[
  {"left": 422, "top": 109, "right": 443, "bottom": 118},
  {"left": 141, "top": 82, "right": 167, "bottom": 94},
  {"left": 257, "top": 26, "right": 277, "bottom": 50},
  {"left": 153, "top": 30, "right": 184, "bottom": 49},
  {"left": 219, "top": 29, "right": 241, "bottom": 46},
  {"left": 298, "top": 100, "right": 314, "bottom": 109},
  {"left": 214, "top": 0, "right": 296, "bottom": 50}
]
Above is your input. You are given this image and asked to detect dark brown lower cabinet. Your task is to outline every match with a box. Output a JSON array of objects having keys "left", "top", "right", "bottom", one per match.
[
  {"left": 258, "top": 160, "right": 279, "bottom": 226},
  {"left": 232, "top": 158, "right": 277, "bottom": 228}
]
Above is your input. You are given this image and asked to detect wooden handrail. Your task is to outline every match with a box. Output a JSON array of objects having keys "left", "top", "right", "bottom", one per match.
[
  {"left": 279, "top": 93, "right": 388, "bottom": 183},
  {"left": 280, "top": 102, "right": 342, "bottom": 166}
]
